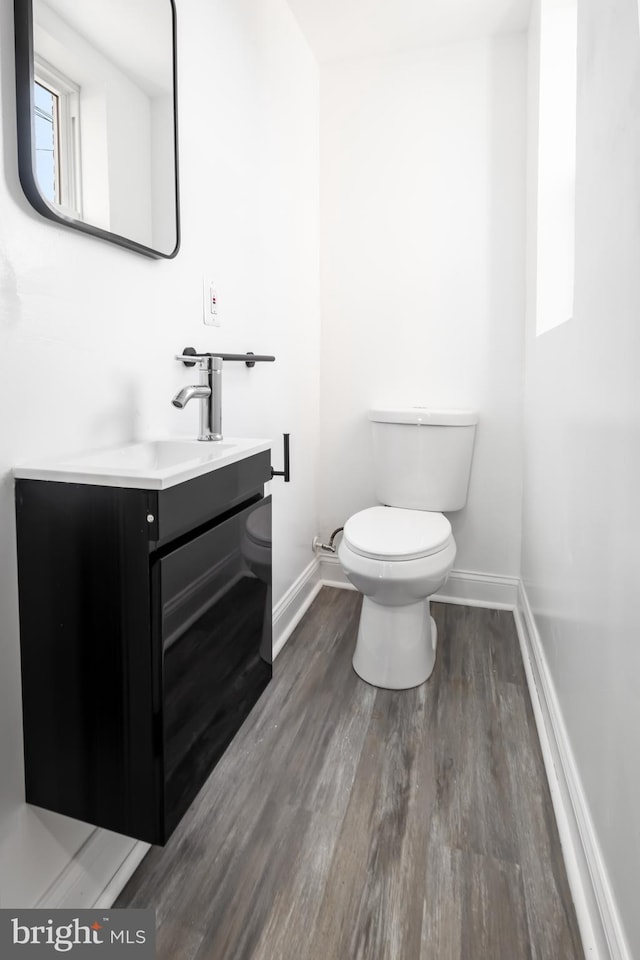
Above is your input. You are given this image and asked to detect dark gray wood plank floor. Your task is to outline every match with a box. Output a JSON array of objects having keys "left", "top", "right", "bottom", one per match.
[{"left": 116, "top": 588, "right": 584, "bottom": 960}]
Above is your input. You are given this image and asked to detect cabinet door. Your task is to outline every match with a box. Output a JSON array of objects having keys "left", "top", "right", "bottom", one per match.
[{"left": 154, "top": 498, "right": 272, "bottom": 839}]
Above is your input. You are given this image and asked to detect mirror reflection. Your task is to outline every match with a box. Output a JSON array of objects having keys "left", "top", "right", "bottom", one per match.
[{"left": 17, "top": 0, "right": 179, "bottom": 258}]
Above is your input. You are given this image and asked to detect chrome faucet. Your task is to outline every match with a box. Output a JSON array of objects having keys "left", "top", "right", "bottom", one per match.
[{"left": 172, "top": 355, "right": 223, "bottom": 441}]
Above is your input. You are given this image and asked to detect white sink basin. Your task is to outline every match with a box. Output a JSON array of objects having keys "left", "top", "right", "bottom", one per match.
[
  {"left": 14, "top": 438, "right": 272, "bottom": 490},
  {"left": 64, "top": 440, "right": 237, "bottom": 471}
]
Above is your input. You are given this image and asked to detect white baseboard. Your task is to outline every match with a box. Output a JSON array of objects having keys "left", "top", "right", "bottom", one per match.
[
  {"left": 316, "top": 555, "right": 520, "bottom": 610},
  {"left": 272, "top": 558, "right": 322, "bottom": 659},
  {"left": 35, "top": 830, "right": 150, "bottom": 909},
  {"left": 433, "top": 567, "right": 520, "bottom": 609},
  {"left": 317, "top": 553, "right": 352, "bottom": 590},
  {"left": 515, "top": 584, "right": 631, "bottom": 960},
  {"left": 92, "top": 840, "right": 151, "bottom": 909}
]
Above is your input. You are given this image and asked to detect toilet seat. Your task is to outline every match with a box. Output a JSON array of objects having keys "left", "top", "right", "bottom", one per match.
[{"left": 343, "top": 506, "right": 452, "bottom": 561}]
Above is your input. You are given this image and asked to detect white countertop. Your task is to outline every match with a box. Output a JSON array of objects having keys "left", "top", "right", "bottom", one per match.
[{"left": 14, "top": 438, "right": 272, "bottom": 490}]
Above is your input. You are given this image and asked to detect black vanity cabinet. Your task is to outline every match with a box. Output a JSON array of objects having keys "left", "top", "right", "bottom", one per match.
[{"left": 15, "top": 451, "right": 272, "bottom": 845}]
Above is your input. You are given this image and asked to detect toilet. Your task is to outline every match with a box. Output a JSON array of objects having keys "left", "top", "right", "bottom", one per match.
[{"left": 338, "top": 407, "right": 477, "bottom": 689}]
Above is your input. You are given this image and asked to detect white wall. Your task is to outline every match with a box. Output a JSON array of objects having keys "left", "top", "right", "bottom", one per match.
[
  {"left": 318, "top": 36, "right": 527, "bottom": 577},
  {"left": 523, "top": 0, "right": 640, "bottom": 953},
  {"left": 0, "top": 0, "right": 319, "bottom": 907}
]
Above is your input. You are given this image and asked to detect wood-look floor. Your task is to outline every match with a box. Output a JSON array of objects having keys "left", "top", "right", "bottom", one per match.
[{"left": 116, "top": 588, "right": 584, "bottom": 960}]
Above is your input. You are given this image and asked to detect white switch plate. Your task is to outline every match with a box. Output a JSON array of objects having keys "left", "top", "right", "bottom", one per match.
[{"left": 203, "top": 278, "right": 220, "bottom": 326}]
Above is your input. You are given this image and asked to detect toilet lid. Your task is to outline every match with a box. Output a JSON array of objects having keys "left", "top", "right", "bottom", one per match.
[{"left": 343, "top": 506, "right": 452, "bottom": 561}]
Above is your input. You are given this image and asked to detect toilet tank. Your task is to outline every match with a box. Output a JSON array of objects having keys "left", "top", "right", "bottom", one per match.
[{"left": 369, "top": 408, "right": 478, "bottom": 511}]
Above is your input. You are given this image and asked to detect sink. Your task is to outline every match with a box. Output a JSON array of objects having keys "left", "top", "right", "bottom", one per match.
[
  {"left": 63, "top": 440, "right": 236, "bottom": 471},
  {"left": 14, "top": 438, "right": 272, "bottom": 490}
]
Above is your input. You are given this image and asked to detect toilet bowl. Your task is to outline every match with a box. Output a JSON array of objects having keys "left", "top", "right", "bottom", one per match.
[
  {"left": 337, "top": 407, "right": 477, "bottom": 690},
  {"left": 338, "top": 506, "right": 456, "bottom": 688}
]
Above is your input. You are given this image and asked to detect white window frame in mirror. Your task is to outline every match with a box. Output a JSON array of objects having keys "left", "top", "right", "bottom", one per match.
[{"left": 34, "top": 56, "right": 82, "bottom": 218}]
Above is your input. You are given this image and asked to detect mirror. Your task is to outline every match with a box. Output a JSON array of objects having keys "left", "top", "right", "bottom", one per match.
[{"left": 14, "top": 0, "right": 179, "bottom": 259}]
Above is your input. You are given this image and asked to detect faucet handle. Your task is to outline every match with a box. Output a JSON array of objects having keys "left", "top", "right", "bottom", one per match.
[
  {"left": 175, "top": 347, "right": 202, "bottom": 368},
  {"left": 174, "top": 350, "right": 223, "bottom": 372}
]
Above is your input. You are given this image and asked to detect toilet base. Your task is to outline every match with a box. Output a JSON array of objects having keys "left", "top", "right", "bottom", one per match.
[{"left": 352, "top": 597, "right": 437, "bottom": 690}]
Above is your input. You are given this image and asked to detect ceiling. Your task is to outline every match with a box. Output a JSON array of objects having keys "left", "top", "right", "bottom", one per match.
[
  {"left": 286, "top": 0, "right": 532, "bottom": 63},
  {"left": 39, "top": 0, "right": 173, "bottom": 96}
]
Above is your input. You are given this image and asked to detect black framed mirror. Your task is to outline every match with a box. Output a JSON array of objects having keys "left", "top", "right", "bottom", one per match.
[{"left": 14, "top": 0, "right": 180, "bottom": 259}]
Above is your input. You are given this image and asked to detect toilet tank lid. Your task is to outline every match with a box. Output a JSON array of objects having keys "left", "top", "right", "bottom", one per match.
[{"left": 369, "top": 407, "right": 478, "bottom": 426}]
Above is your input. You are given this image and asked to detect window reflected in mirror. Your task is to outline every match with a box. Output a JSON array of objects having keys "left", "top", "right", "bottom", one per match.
[{"left": 33, "top": 82, "right": 56, "bottom": 202}]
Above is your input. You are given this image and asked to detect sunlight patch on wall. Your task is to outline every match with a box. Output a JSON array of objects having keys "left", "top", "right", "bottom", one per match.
[{"left": 535, "top": 0, "right": 577, "bottom": 337}]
